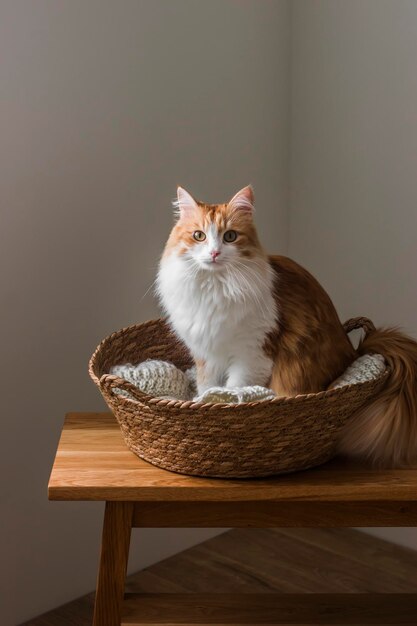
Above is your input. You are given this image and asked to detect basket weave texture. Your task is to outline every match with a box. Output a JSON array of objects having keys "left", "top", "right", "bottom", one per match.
[{"left": 89, "top": 317, "right": 389, "bottom": 478}]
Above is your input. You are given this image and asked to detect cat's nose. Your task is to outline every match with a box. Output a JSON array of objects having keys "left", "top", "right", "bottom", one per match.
[{"left": 211, "top": 250, "right": 221, "bottom": 261}]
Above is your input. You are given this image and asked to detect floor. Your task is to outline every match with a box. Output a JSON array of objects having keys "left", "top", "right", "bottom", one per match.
[{"left": 21, "top": 528, "right": 417, "bottom": 625}]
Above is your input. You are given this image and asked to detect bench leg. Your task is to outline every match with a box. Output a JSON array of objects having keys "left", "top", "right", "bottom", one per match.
[{"left": 93, "top": 501, "right": 134, "bottom": 626}]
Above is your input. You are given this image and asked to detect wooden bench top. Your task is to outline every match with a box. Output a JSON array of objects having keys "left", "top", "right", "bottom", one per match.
[
  {"left": 48, "top": 414, "right": 417, "bottom": 623},
  {"left": 48, "top": 412, "right": 417, "bottom": 506}
]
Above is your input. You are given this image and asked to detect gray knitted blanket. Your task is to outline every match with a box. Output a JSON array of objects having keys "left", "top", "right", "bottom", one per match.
[{"left": 110, "top": 353, "right": 386, "bottom": 404}]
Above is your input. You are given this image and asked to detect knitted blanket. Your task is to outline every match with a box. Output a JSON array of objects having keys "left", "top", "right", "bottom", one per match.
[{"left": 110, "top": 353, "right": 386, "bottom": 404}]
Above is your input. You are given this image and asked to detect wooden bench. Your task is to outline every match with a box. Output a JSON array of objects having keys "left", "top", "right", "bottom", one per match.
[{"left": 48, "top": 412, "right": 417, "bottom": 625}]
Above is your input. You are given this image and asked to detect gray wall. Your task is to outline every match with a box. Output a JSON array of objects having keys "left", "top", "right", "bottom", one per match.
[
  {"left": 0, "top": 1, "right": 290, "bottom": 624},
  {"left": 290, "top": 0, "right": 417, "bottom": 549},
  {"left": 5, "top": 2, "right": 417, "bottom": 622}
]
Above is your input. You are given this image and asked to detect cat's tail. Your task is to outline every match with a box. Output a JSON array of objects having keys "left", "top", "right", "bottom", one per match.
[{"left": 338, "top": 326, "right": 417, "bottom": 467}]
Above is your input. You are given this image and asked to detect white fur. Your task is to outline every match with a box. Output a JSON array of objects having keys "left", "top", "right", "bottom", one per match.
[{"left": 156, "top": 233, "right": 278, "bottom": 393}]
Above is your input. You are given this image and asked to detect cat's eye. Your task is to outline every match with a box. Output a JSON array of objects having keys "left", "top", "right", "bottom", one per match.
[
  {"left": 193, "top": 230, "right": 206, "bottom": 242},
  {"left": 223, "top": 230, "right": 237, "bottom": 243}
]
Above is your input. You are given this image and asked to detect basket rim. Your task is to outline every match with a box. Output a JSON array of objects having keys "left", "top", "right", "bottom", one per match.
[
  {"left": 88, "top": 318, "right": 390, "bottom": 411},
  {"left": 98, "top": 368, "right": 390, "bottom": 412}
]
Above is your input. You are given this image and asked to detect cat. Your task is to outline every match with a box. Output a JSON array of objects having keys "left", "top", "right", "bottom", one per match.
[{"left": 156, "top": 185, "right": 417, "bottom": 467}]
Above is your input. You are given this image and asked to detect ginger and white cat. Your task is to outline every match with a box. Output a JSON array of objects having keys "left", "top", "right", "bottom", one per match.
[{"left": 157, "top": 185, "right": 417, "bottom": 467}]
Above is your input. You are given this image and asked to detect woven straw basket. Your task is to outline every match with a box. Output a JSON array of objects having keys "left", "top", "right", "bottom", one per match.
[{"left": 89, "top": 317, "right": 389, "bottom": 478}]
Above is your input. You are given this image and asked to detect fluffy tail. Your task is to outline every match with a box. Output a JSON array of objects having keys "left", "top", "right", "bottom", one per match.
[{"left": 338, "top": 326, "right": 417, "bottom": 467}]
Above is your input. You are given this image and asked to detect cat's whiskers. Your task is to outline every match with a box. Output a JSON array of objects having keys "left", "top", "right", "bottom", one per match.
[
  {"left": 225, "top": 265, "right": 247, "bottom": 304},
  {"left": 179, "top": 251, "right": 272, "bottom": 319},
  {"left": 227, "top": 263, "right": 269, "bottom": 319},
  {"left": 231, "top": 259, "right": 272, "bottom": 319},
  {"left": 141, "top": 277, "right": 158, "bottom": 301},
  {"left": 182, "top": 257, "right": 203, "bottom": 281},
  {"left": 234, "top": 256, "right": 270, "bottom": 278},
  {"left": 182, "top": 254, "right": 243, "bottom": 303},
  {"left": 234, "top": 259, "right": 273, "bottom": 300},
  {"left": 157, "top": 185, "right": 283, "bottom": 399}
]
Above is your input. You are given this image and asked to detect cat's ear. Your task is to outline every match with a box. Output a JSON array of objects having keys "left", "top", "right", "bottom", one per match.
[
  {"left": 228, "top": 185, "right": 254, "bottom": 216},
  {"left": 174, "top": 186, "right": 198, "bottom": 218}
]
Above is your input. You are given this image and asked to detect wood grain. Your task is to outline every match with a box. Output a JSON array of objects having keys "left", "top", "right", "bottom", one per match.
[
  {"left": 121, "top": 592, "right": 417, "bottom": 624},
  {"left": 127, "top": 528, "right": 417, "bottom": 595},
  {"left": 43, "top": 413, "right": 417, "bottom": 625},
  {"left": 132, "top": 500, "right": 417, "bottom": 527},
  {"left": 93, "top": 501, "right": 133, "bottom": 626},
  {"left": 20, "top": 529, "right": 417, "bottom": 626},
  {"left": 48, "top": 413, "right": 417, "bottom": 508}
]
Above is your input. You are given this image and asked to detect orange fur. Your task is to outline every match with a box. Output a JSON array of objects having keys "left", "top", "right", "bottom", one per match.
[
  {"left": 266, "top": 256, "right": 357, "bottom": 394},
  {"left": 266, "top": 256, "right": 417, "bottom": 467},
  {"left": 337, "top": 327, "right": 417, "bottom": 467},
  {"left": 161, "top": 187, "right": 417, "bottom": 467},
  {"left": 164, "top": 198, "right": 262, "bottom": 259}
]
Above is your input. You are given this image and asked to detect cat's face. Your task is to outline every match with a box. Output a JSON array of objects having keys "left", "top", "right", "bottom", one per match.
[{"left": 164, "top": 186, "right": 263, "bottom": 270}]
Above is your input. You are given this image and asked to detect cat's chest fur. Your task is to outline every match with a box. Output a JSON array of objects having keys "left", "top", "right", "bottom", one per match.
[{"left": 157, "top": 254, "right": 278, "bottom": 361}]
